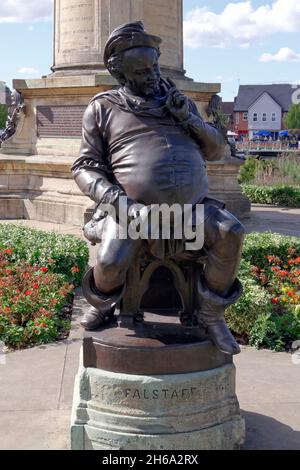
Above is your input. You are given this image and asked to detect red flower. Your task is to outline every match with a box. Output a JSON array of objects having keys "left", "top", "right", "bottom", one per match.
[
  {"left": 271, "top": 266, "right": 280, "bottom": 272},
  {"left": 33, "top": 284, "right": 39, "bottom": 289},
  {"left": 5, "top": 306, "right": 11, "bottom": 312},
  {"left": 71, "top": 266, "right": 80, "bottom": 274},
  {"left": 4, "top": 269, "right": 13, "bottom": 275},
  {"left": 271, "top": 297, "right": 279, "bottom": 304},
  {"left": 34, "top": 321, "right": 39, "bottom": 327},
  {"left": 287, "top": 291, "right": 295, "bottom": 297},
  {"left": 279, "top": 270, "right": 289, "bottom": 277},
  {"left": 40, "top": 267, "right": 48, "bottom": 273},
  {"left": 25, "top": 290, "right": 33, "bottom": 296},
  {"left": 22, "top": 272, "right": 30, "bottom": 279},
  {"left": 3, "top": 249, "right": 13, "bottom": 254}
]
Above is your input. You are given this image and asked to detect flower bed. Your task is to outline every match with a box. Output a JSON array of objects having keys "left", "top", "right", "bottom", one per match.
[
  {"left": 0, "top": 225, "right": 89, "bottom": 349},
  {"left": 225, "top": 232, "right": 300, "bottom": 351}
]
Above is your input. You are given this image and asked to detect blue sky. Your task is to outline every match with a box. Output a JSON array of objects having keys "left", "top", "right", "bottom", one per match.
[{"left": 1, "top": 0, "right": 300, "bottom": 101}]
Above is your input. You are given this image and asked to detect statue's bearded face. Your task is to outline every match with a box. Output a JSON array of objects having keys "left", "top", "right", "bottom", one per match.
[{"left": 121, "top": 47, "right": 161, "bottom": 98}]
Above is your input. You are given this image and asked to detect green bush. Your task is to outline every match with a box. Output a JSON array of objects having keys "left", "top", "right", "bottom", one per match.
[
  {"left": 242, "top": 184, "right": 300, "bottom": 207},
  {"left": 225, "top": 276, "right": 272, "bottom": 337},
  {"left": 0, "top": 224, "right": 89, "bottom": 285},
  {"left": 242, "top": 232, "right": 300, "bottom": 269},
  {"left": 225, "top": 232, "right": 300, "bottom": 351},
  {"left": 249, "top": 310, "right": 300, "bottom": 351},
  {"left": 238, "top": 157, "right": 257, "bottom": 184}
]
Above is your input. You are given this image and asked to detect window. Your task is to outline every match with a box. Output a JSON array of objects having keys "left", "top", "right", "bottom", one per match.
[
  {"left": 236, "top": 113, "right": 240, "bottom": 125},
  {"left": 243, "top": 112, "right": 248, "bottom": 121},
  {"left": 253, "top": 113, "right": 258, "bottom": 122},
  {"left": 272, "top": 112, "right": 276, "bottom": 122},
  {"left": 262, "top": 113, "right": 267, "bottom": 122}
]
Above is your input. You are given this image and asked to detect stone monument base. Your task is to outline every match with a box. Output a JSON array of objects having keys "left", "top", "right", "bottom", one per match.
[
  {"left": 70, "top": 320, "right": 245, "bottom": 450},
  {"left": 0, "top": 74, "right": 251, "bottom": 223}
]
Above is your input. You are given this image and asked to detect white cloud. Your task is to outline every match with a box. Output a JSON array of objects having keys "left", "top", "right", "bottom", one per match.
[
  {"left": 0, "top": 0, "right": 52, "bottom": 23},
  {"left": 215, "top": 75, "right": 236, "bottom": 83},
  {"left": 18, "top": 67, "right": 39, "bottom": 75},
  {"left": 260, "top": 48, "right": 300, "bottom": 62},
  {"left": 184, "top": 0, "right": 300, "bottom": 48}
]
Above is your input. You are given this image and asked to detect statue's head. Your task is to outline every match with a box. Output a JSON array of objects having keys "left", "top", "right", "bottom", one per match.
[{"left": 104, "top": 21, "right": 162, "bottom": 98}]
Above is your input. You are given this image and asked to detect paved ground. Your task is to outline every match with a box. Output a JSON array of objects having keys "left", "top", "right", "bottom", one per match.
[{"left": 0, "top": 204, "right": 300, "bottom": 450}]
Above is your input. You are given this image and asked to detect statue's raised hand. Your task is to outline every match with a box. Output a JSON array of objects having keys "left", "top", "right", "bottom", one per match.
[{"left": 165, "top": 79, "right": 189, "bottom": 123}]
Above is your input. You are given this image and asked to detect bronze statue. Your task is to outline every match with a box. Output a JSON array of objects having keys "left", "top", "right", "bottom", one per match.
[
  {"left": 0, "top": 90, "right": 25, "bottom": 145},
  {"left": 72, "top": 22, "right": 245, "bottom": 356}
]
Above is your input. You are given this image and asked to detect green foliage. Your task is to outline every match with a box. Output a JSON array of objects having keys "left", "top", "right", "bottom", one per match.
[
  {"left": 242, "top": 231, "right": 300, "bottom": 270},
  {"left": 238, "top": 157, "right": 278, "bottom": 184},
  {"left": 0, "top": 104, "right": 8, "bottom": 129},
  {"left": 249, "top": 311, "right": 300, "bottom": 351},
  {"left": 284, "top": 103, "right": 300, "bottom": 130},
  {"left": 215, "top": 108, "right": 230, "bottom": 126},
  {"left": 0, "top": 224, "right": 89, "bottom": 285},
  {"left": 239, "top": 155, "right": 300, "bottom": 188},
  {"left": 242, "top": 185, "right": 300, "bottom": 207},
  {"left": 277, "top": 155, "right": 300, "bottom": 186},
  {"left": 226, "top": 232, "right": 300, "bottom": 351},
  {"left": 225, "top": 275, "right": 272, "bottom": 337},
  {"left": 238, "top": 157, "right": 257, "bottom": 184}
]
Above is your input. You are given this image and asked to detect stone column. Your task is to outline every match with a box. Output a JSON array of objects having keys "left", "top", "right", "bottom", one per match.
[{"left": 52, "top": 0, "right": 184, "bottom": 78}]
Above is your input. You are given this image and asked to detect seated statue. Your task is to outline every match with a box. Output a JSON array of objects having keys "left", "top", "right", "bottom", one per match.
[{"left": 72, "top": 22, "right": 245, "bottom": 356}]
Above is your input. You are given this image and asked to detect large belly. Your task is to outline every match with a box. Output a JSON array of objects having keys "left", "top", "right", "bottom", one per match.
[{"left": 110, "top": 129, "right": 208, "bottom": 206}]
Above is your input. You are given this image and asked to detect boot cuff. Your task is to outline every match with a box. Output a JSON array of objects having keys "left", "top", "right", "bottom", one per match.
[
  {"left": 82, "top": 267, "right": 126, "bottom": 312},
  {"left": 197, "top": 276, "right": 243, "bottom": 309}
]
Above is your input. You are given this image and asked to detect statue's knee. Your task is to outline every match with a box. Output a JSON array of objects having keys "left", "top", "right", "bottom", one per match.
[
  {"left": 96, "top": 251, "right": 125, "bottom": 283},
  {"left": 218, "top": 214, "right": 245, "bottom": 246}
]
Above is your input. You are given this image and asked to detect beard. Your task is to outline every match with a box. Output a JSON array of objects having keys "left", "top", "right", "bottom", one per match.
[{"left": 127, "top": 78, "right": 161, "bottom": 98}]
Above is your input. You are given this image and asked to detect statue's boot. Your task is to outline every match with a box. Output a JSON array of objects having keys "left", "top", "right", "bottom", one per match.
[
  {"left": 81, "top": 267, "right": 126, "bottom": 330},
  {"left": 196, "top": 276, "right": 243, "bottom": 355}
]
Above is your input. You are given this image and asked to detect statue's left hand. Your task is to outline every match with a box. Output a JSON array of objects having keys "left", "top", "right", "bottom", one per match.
[{"left": 166, "top": 82, "right": 190, "bottom": 122}]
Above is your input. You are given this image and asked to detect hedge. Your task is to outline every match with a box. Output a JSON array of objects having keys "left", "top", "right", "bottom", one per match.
[{"left": 242, "top": 184, "right": 300, "bottom": 207}]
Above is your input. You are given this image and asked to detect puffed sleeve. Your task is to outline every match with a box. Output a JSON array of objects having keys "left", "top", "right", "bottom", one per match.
[
  {"left": 72, "top": 100, "right": 120, "bottom": 204},
  {"left": 186, "top": 99, "right": 226, "bottom": 161}
]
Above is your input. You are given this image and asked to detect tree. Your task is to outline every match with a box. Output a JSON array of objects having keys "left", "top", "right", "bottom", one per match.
[
  {"left": 284, "top": 103, "right": 300, "bottom": 132},
  {"left": 0, "top": 104, "right": 8, "bottom": 129}
]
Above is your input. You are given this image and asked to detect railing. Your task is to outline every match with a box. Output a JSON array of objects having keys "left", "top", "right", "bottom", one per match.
[{"left": 236, "top": 142, "right": 299, "bottom": 152}]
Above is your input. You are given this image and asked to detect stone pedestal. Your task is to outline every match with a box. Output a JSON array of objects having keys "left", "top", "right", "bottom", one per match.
[
  {"left": 2, "top": 75, "right": 251, "bottom": 225},
  {"left": 70, "top": 323, "right": 245, "bottom": 450},
  {"left": 0, "top": 155, "right": 90, "bottom": 225},
  {"left": 0, "top": 74, "right": 220, "bottom": 158},
  {"left": 207, "top": 158, "right": 251, "bottom": 220},
  {"left": 53, "top": 0, "right": 185, "bottom": 79}
]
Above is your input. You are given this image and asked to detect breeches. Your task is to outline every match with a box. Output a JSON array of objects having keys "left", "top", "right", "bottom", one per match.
[{"left": 93, "top": 204, "right": 245, "bottom": 297}]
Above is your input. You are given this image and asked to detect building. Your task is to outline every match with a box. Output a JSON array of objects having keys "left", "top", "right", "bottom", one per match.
[
  {"left": 233, "top": 84, "right": 294, "bottom": 139},
  {"left": 220, "top": 101, "right": 235, "bottom": 132}
]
